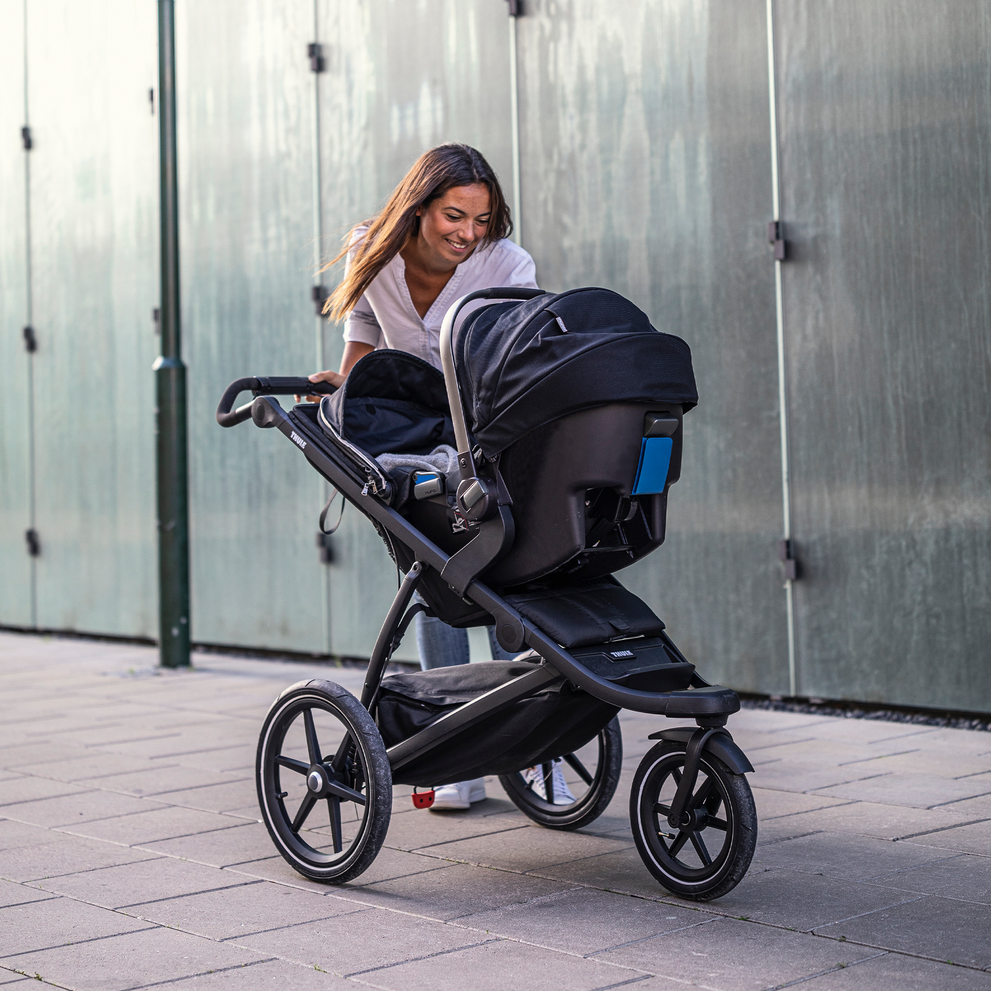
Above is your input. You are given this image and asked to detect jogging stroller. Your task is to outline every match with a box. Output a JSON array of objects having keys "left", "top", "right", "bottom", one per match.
[{"left": 217, "top": 286, "right": 758, "bottom": 901}]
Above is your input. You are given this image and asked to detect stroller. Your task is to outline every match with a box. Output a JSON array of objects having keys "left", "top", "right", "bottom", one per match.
[{"left": 217, "top": 286, "right": 757, "bottom": 901}]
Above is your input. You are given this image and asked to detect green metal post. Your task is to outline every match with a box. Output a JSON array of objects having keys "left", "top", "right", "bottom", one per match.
[{"left": 154, "top": 0, "right": 190, "bottom": 667}]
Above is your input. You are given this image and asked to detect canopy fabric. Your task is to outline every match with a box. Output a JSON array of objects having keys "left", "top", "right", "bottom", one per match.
[{"left": 454, "top": 287, "right": 698, "bottom": 457}]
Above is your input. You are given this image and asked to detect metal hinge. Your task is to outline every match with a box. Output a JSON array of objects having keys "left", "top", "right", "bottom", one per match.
[
  {"left": 506, "top": 0, "right": 522, "bottom": 15},
  {"left": 778, "top": 539, "right": 800, "bottom": 580},
  {"left": 25, "top": 529, "right": 40, "bottom": 557},
  {"left": 23, "top": 326, "right": 37, "bottom": 352},
  {"left": 311, "top": 284, "right": 330, "bottom": 315},
  {"left": 767, "top": 221, "right": 787, "bottom": 262},
  {"left": 21, "top": 126, "right": 32, "bottom": 151},
  {"left": 307, "top": 43, "right": 325, "bottom": 73}
]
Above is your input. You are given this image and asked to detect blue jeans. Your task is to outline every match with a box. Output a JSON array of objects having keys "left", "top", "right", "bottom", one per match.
[{"left": 414, "top": 597, "right": 515, "bottom": 670}]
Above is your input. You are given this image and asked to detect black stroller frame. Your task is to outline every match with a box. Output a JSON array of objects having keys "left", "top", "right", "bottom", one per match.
[{"left": 217, "top": 287, "right": 758, "bottom": 900}]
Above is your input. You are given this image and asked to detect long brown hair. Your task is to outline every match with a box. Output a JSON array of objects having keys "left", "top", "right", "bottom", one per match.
[{"left": 323, "top": 143, "right": 512, "bottom": 321}]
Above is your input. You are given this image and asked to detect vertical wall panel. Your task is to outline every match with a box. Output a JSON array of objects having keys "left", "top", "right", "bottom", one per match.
[
  {"left": 179, "top": 0, "right": 328, "bottom": 652},
  {"left": 0, "top": 0, "right": 33, "bottom": 626},
  {"left": 776, "top": 1, "right": 991, "bottom": 709},
  {"left": 516, "top": 0, "right": 788, "bottom": 692},
  {"left": 317, "top": 0, "right": 514, "bottom": 659},
  {"left": 27, "top": 0, "right": 158, "bottom": 636}
]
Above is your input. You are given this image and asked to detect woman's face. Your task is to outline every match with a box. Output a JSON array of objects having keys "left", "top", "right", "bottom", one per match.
[{"left": 416, "top": 183, "right": 492, "bottom": 269}]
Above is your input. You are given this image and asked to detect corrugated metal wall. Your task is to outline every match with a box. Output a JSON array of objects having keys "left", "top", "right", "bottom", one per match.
[{"left": 2, "top": 0, "right": 989, "bottom": 710}]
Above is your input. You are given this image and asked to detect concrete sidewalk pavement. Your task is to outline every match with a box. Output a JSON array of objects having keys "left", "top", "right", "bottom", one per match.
[{"left": 0, "top": 631, "right": 989, "bottom": 991}]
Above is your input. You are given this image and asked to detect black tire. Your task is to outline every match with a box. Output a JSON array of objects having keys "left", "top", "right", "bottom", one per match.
[
  {"left": 256, "top": 679, "right": 392, "bottom": 883},
  {"left": 630, "top": 741, "right": 757, "bottom": 900},
  {"left": 498, "top": 717, "right": 622, "bottom": 830}
]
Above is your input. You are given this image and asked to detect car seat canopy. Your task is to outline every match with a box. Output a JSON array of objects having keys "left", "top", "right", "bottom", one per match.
[{"left": 455, "top": 287, "right": 698, "bottom": 457}]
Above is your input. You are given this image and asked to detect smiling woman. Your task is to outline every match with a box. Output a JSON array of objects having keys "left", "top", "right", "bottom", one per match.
[
  {"left": 308, "top": 143, "right": 538, "bottom": 812},
  {"left": 309, "top": 143, "right": 536, "bottom": 385}
]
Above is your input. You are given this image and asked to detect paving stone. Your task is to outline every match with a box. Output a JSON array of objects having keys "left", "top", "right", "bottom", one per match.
[
  {"left": 137, "top": 821, "right": 286, "bottom": 868},
  {"left": 760, "top": 800, "right": 979, "bottom": 841},
  {"left": 144, "top": 958, "right": 355, "bottom": 989},
  {"left": 596, "top": 916, "right": 880, "bottom": 990},
  {"left": 0, "top": 818, "right": 60, "bottom": 852},
  {"left": 696, "top": 868, "right": 921, "bottom": 932},
  {"left": 0, "top": 971, "right": 30, "bottom": 984},
  {"left": 230, "top": 845, "right": 447, "bottom": 891},
  {"left": 899, "top": 820, "right": 991, "bottom": 856},
  {"left": 796, "top": 951, "right": 991, "bottom": 990},
  {"left": 814, "top": 773, "right": 991, "bottom": 809},
  {"left": 790, "top": 722, "right": 938, "bottom": 746},
  {"left": 35, "top": 856, "right": 249, "bottom": 909},
  {"left": 90, "top": 765, "right": 249, "bottom": 797},
  {"left": 0, "top": 879, "right": 58, "bottom": 909},
  {"left": 0, "top": 896, "right": 152, "bottom": 955},
  {"left": 146, "top": 779, "right": 258, "bottom": 813},
  {"left": 421, "top": 823, "right": 635, "bottom": 873},
  {"left": 751, "top": 788, "right": 852, "bottom": 820},
  {"left": 363, "top": 937, "right": 645, "bottom": 991},
  {"left": 166, "top": 748, "right": 256, "bottom": 774},
  {"left": 9, "top": 753, "right": 162, "bottom": 783},
  {"left": 62, "top": 805, "right": 249, "bottom": 846},
  {"left": 835, "top": 750, "right": 991, "bottom": 778},
  {"left": 869, "top": 853, "right": 991, "bottom": 903},
  {"left": 0, "top": 776, "right": 89, "bottom": 807},
  {"left": 344, "top": 860, "right": 576, "bottom": 921},
  {"left": 129, "top": 879, "right": 359, "bottom": 940},
  {"left": 0, "top": 789, "right": 168, "bottom": 828},
  {"left": 0, "top": 742, "right": 92, "bottom": 768},
  {"left": 938, "top": 792, "right": 991, "bottom": 818},
  {"left": 532, "top": 844, "right": 685, "bottom": 901},
  {"left": 0, "top": 924, "right": 271, "bottom": 991},
  {"left": 749, "top": 739, "right": 921, "bottom": 767},
  {"left": 0, "top": 834, "right": 160, "bottom": 883},
  {"left": 749, "top": 761, "right": 891, "bottom": 793},
  {"left": 458, "top": 886, "right": 715, "bottom": 954},
  {"left": 232, "top": 906, "right": 485, "bottom": 975},
  {"left": 814, "top": 895, "right": 991, "bottom": 968},
  {"left": 384, "top": 806, "right": 527, "bottom": 853},
  {"left": 752, "top": 831, "right": 960, "bottom": 881}
]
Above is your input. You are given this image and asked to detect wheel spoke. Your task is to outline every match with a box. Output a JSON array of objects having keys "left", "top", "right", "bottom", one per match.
[
  {"left": 690, "top": 830, "right": 713, "bottom": 866},
  {"left": 327, "top": 797, "right": 343, "bottom": 853},
  {"left": 331, "top": 732, "right": 354, "bottom": 774},
  {"left": 563, "top": 752, "right": 593, "bottom": 785},
  {"left": 325, "top": 777, "right": 366, "bottom": 806},
  {"left": 275, "top": 755, "right": 310, "bottom": 776},
  {"left": 708, "top": 816, "right": 728, "bottom": 831},
  {"left": 291, "top": 792, "right": 317, "bottom": 833},
  {"left": 688, "top": 777, "right": 714, "bottom": 812},
  {"left": 669, "top": 829, "right": 691, "bottom": 858},
  {"left": 671, "top": 767, "right": 682, "bottom": 785},
  {"left": 542, "top": 762, "right": 554, "bottom": 803},
  {"left": 653, "top": 802, "right": 672, "bottom": 816},
  {"left": 303, "top": 709, "right": 322, "bottom": 766}
]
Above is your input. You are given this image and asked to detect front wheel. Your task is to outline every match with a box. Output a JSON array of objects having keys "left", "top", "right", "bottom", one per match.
[
  {"left": 256, "top": 679, "right": 392, "bottom": 883},
  {"left": 498, "top": 717, "right": 622, "bottom": 830},
  {"left": 631, "top": 741, "right": 757, "bottom": 900}
]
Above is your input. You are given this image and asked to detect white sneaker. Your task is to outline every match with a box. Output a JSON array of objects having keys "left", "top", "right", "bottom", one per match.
[
  {"left": 523, "top": 760, "right": 576, "bottom": 805},
  {"left": 430, "top": 778, "right": 487, "bottom": 811}
]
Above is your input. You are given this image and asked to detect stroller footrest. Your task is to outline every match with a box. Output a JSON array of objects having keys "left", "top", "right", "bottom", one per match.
[{"left": 661, "top": 686, "right": 740, "bottom": 718}]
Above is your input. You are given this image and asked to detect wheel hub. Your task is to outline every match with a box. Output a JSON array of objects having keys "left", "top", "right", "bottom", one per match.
[{"left": 307, "top": 768, "right": 325, "bottom": 793}]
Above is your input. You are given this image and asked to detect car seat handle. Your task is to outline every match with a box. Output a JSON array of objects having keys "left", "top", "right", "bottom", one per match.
[{"left": 438, "top": 287, "right": 545, "bottom": 480}]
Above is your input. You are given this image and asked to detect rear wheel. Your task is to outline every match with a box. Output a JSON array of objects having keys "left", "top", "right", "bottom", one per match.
[
  {"left": 631, "top": 741, "right": 756, "bottom": 900},
  {"left": 256, "top": 679, "right": 391, "bottom": 883},
  {"left": 498, "top": 717, "right": 622, "bottom": 830}
]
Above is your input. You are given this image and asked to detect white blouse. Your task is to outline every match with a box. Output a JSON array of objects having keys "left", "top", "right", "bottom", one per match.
[{"left": 343, "top": 232, "right": 538, "bottom": 370}]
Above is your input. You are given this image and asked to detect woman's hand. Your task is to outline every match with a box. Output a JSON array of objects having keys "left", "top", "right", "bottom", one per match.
[{"left": 296, "top": 369, "right": 345, "bottom": 402}]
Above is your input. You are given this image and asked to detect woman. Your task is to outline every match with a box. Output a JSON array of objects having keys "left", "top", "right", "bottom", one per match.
[{"left": 310, "top": 144, "right": 573, "bottom": 811}]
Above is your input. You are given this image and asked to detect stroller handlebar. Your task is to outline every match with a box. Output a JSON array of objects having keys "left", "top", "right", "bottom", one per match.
[
  {"left": 216, "top": 376, "right": 336, "bottom": 428},
  {"left": 439, "top": 286, "right": 546, "bottom": 474}
]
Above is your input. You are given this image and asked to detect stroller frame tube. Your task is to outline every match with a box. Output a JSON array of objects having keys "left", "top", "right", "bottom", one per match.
[{"left": 251, "top": 394, "right": 739, "bottom": 722}]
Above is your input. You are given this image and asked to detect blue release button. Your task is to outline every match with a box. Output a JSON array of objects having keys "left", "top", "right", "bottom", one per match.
[{"left": 632, "top": 436, "right": 673, "bottom": 495}]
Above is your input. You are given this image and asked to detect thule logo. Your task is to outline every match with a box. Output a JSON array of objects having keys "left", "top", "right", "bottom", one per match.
[
  {"left": 290, "top": 431, "right": 307, "bottom": 450},
  {"left": 609, "top": 649, "right": 634, "bottom": 659}
]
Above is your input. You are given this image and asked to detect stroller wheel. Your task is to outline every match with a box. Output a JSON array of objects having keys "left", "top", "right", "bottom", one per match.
[
  {"left": 256, "top": 679, "right": 392, "bottom": 884},
  {"left": 630, "top": 741, "right": 757, "bottom": 901},
  {"left": 497, "top": 717, "right": 622, "bottom": 830}
]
